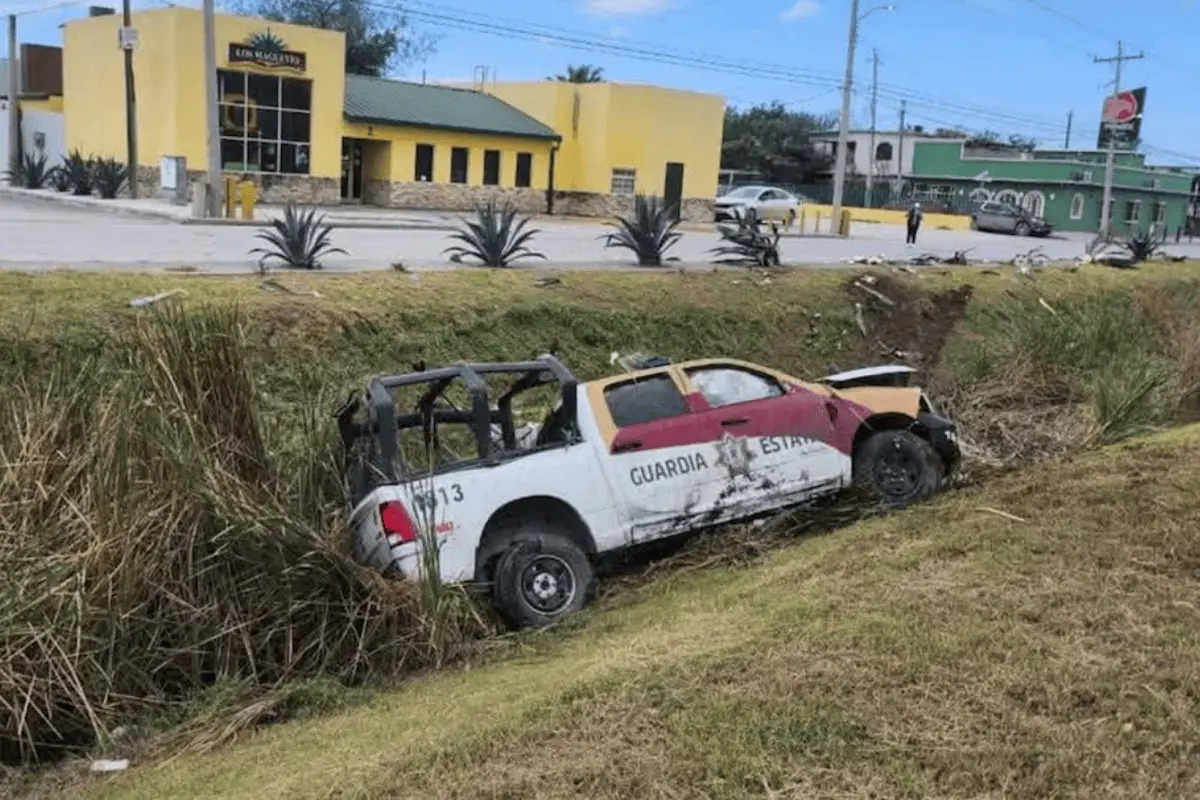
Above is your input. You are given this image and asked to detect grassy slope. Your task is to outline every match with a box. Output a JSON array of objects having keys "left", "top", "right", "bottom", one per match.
[{"left": 81, "top": 423, "right": 1200, "bottom": 800}]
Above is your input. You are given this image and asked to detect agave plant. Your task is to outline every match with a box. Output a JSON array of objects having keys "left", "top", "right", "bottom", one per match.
[
  {"left": 602, "top": 194, "right": 683, "bottom": 267},
  {"left": 250, "top": 203, "right": 347, "bottom": 270},
  {"left": 65, "top": 150, "right": 95, "bottom": 196},
  {"left": 443, "top": 201, "right": 545, "bottom": 268},
  {"left": 710, "top": 211, "right": 782, "bottom": 267},
  {"left": 4, "top": 148, "right": 50, "bottom": 189},
  {"left": 92, "top": 157, "right": 129, "bottom": 199},
  {"left": 1123, "top": 229, "right": 1164, "bottom": 263},
  {"left": 48, "top": 164, "right": 72, "bottom": 193}
]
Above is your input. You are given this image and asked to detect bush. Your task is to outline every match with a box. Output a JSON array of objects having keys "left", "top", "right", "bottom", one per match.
[
  {"left": 48, "top": 165, "right": 72, "bottom": 193},
  {"left": 1124, "top": 229, "right": 1164, "bottom": 263},
  {"left": 603, "top": 194, "right": 683, "bottom": 266},
  {"left": 710, "top": 212, "right": 782, "bottom": 267},
  {"left": 3, "top": 148, "right": 50, "bottom": 189},
  {"left": 0, "top": 306, "right": 485, "bottom": 764},
  {"left": 443, "top": 200, "right": 544, "bottom": 267},
  {"left": 64, "top": 150, "right": 95, "bottom": 196},
  {"left": 92, "top": 157, "right": 128, "bottom": 199},
  {"left": 250, "top": 204, "right": 347, "bottom": 270}
]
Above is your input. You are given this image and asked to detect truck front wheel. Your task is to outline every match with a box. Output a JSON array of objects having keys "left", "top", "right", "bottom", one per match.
[
  {"left": 854, "top": 429, "right": 944, "bottom": 507},
  {"left": 493, "top": 534, "right": 595, "bottom": 629}
]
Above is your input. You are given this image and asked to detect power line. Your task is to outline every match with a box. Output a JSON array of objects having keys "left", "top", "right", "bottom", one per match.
[{"left": 390, "top": 0, "right": 1071, "bottom": 134}]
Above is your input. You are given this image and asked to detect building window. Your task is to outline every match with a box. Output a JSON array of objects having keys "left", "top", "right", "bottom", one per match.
[
  {"left": 217, "top": 69, "right": 311, "bottom": 175},
  {"left": 414, "top": 144, "right": 434, "bottom": 182},
  {"left": 1069, "top": 193, "right": 1085, "bottom": 220},
  {"left": 875, "top": 142, "right": 893, "bottom": 161},
  {"left": 515, "top": 152, "right": 532, "bottom": 188},
  {"left": 1125, "top": 200, "right": 1141, "bottom": 223},
  {"left": 995, "top": 189, "right": 1019, "bottom": 206},
  {"left": 611, "top": 168, "right": 636, "bottom": 196},
  {"left": 482, "top": 150, "right": 500, "bottom": 186},
  {"left": 968, "top": 188, "right": 991, "bottom": 205},
  {"left": 1082, "top": 170, "right": 1094, "bottom": 182},
  {"left": 450, "top": 147, "right": 469, "bottom": 184},
  {"left": 1154, "top": 201, "right": 1166, "bottom": 224}
]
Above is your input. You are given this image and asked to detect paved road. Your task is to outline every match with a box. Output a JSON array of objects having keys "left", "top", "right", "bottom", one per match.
[{"left": 3, "top": 194, "right": 1199, "bottom": 272}]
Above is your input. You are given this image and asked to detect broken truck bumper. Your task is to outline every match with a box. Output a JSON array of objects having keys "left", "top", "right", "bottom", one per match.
[{"left": 918, "top": 412, "right": 961, "bottom": 473}]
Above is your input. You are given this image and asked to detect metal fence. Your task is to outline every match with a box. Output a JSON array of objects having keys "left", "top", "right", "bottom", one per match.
[{"left": 717, "top": 177, "right": 975, "bottom": 214}]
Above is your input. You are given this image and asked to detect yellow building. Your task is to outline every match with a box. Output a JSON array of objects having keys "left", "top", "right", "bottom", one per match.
[
  {"left": 55, "top": 7, "right": 724, "bottom": 216},
  {"left": 484, "top": 81, "right": 726, "bottom": 219}
]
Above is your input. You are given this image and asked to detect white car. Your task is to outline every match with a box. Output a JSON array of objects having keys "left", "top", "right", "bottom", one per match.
[
  {"left": 715, "top": 185, "right": 804, "bottom": 225},
  {"left": 338, "top": 354, "right": 959, "bottom": 629}
]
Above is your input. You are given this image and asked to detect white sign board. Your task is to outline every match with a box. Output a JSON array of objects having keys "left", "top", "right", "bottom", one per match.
[
  {"left": 160, "top": 156, "right": 177, "bottom": 190},
  {"left": 118, "top": 27, "right": 139, "bottom": 51}
]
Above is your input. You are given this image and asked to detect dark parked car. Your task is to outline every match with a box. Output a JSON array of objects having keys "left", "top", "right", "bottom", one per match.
[{"left": 970, "top": 201, "right": 1053, "bottom": 237}]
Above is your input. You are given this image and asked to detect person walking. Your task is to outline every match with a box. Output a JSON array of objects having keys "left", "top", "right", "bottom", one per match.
[{"left": 905, "top": 202, "right": 924, "bottom": 246}]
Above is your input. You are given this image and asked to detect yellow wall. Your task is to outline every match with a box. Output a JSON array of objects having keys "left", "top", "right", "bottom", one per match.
[
  {"left": 343, "top": 121, "right": 555, "bottom": 189},
  {"left": 484, "top": 81, "right": 724, "bottom": 199},
  {"left": 801, "top": 204, "right": 972, "bottom": 231},
  {"left": 63, "top": 9, "right": 345, "bottom": 177},
  {"left": 21, "top": 96, "right": 63, "bottom": 113}
]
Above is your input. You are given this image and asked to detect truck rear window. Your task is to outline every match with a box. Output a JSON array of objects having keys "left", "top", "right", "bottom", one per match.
[{"left": 604, "top": 374, "right": 688, "bottom": 428}]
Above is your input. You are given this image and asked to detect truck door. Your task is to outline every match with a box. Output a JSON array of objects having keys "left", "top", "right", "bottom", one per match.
[
  {"left": 680, "top": 363, "right": 849, "bottom": 511},
  {"left": 590, "top": 368, "right": 724, "bottom": 544}
]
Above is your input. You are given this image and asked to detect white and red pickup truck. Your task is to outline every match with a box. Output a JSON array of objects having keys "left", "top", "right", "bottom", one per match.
[{"left": 338, "top": 354, "right": 959, "bottom": 628}]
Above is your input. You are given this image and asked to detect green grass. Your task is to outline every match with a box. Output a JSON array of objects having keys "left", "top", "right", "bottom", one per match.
[
  {"left": 69, "top": 423, "right": 1200, "bottom": 800},
  {"left": 6, "top": 263, "right": 1200, "bottom": 788}
]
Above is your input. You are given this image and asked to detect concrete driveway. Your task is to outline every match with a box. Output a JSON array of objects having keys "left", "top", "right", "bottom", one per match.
[{"left": 3, "top": 193, "right": 1198, "bottom": 272}]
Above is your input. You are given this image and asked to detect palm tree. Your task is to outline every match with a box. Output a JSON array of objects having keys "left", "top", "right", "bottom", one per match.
[{"left": 550, "top": 64, "right": 605, "bottom": 83}]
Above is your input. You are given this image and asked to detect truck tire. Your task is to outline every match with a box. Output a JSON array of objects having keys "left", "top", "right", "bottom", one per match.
[
  {"left": 492, "top": 534, "right": 595, "bottom": 629},
  {"left": 854, "top": 429, "right": 944, "bottom": 508}
]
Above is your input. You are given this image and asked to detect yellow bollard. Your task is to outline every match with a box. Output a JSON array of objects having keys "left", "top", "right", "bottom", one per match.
[
  {"left": 840, "top": 209, "right": 852, "bottom": 237},
  {"left": 223, "top": 176, "right": 237, "bottom": 219},
  {"left": 798, "top": 208, "right": 806, "bottom": 235},
  {"left": 239, "top": 180, "right": 256, "bottom": 220},
  {"left": 814, "top": 211, "right": 821, "bottom": 234}
]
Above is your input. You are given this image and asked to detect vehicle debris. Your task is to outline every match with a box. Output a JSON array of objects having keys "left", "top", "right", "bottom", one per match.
[
  {"left": 259, "top": 279, "right": 321, "bottom": 298},
  {"left": 338, "top": 354, "right": 960, "bottom": 629},
  {"left": 90, "top": 759, "right": 129, "bottom": 773},
  {"left": 129, "top": 289, "right": 186, "bottom": 308},
  {"left": 852, "top": 278, "right": 896, "bottom": 307}
]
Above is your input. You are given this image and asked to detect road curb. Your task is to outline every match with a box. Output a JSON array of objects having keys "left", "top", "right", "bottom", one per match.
[{"left": 0, "top": 185, "right": 185, "bottom": 223}]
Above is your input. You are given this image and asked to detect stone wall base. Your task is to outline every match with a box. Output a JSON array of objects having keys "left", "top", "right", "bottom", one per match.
[
  {"left": 365, "top": 182, "right": 715, "bottom": 223},
  {"left": 128, "top": 166, "right": 338, "bottom": 205},
  {"left": 550, "top": 192, "right": 713, "bottom": 223}
]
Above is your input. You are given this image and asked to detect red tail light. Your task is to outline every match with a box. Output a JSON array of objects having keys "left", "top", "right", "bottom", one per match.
[{"left": 379, "top": 501, "right": 418, "bottom": 546}]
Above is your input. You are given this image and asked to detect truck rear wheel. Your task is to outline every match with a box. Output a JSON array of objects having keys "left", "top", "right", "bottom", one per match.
[
  {"left": 854, "top": 429, "right": 944, "bottom": 508},
  {"left": 493, "top": 534, "right": 594, "bottom": 629}
]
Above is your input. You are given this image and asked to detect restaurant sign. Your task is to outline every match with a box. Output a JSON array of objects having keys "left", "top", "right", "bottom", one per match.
[{"left": 228, "top": 29, "right": 306, "bottom": 72}]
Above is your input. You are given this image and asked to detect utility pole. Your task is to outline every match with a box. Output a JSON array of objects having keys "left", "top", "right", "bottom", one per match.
[
  {"left": 120, "top": 0, "right": 138, "bottom": 198},
  {"left": 1064, "top": 111, "right": 1072, "bottom": 149},
  {"left": 895, "top": 99, "right": 906, "bottom": 202},
  {"left": 202, "top": 0, "right": 221, "bottom": 216},
  {"left": 1094, "top": 41, "right": 1143, "bottom": 236},
  {"left": 6, "top": 14, "right": 18, "bottom": 177},
  {"left": 865, "top": 48, "right": 879, "bottom": 209},
  {"left": 830, "top": 0, "right": 860, "bottom": 233}
]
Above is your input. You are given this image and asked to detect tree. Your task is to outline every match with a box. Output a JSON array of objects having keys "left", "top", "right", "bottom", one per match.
[
  {"left": 233, "top": 0, "right": 436, "bottom": 77},
  {"left": 963, "top": 129, "right": 1040, "bottom": 152},
  {"left": 551, "top": 65, "right": 604, "bottom": 83},
  {"left": 720, "top": 103, "right": 835, "bottom": 185}
]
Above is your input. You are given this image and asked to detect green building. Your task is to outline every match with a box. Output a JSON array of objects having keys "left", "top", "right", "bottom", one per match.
[{"left": 907, "top": 140, "right": 1200, "bottom": 235}]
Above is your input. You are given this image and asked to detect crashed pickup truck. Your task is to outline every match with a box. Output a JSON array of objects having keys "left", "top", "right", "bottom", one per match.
[{"left": 338, "top": 355, "right": 959, "bottom": 628}]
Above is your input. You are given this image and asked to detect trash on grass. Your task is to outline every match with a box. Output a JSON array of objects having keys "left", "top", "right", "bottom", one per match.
[{"left": 129, "top": 289, "right": 186, "bottom": 308}]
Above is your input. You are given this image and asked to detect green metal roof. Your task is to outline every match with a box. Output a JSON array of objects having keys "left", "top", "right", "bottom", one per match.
[{"left": 343, "top": 75, "right": 560, "bottom": 141}]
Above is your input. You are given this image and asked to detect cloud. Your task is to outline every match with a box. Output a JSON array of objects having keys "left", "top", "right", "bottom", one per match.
[
  {"left": 780, "top": 0, "right": 820, "bottom": 20},
  {"left": 584, "top": 0, "right": 672, "bottom": 15}
]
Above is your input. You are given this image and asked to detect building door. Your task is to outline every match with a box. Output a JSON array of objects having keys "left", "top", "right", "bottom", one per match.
[
  {"left": 341, "top": 139, "right": 364, "bottom": 202},
  {"left": 664, "top": 162, "right": 685, "bottom": 221}
]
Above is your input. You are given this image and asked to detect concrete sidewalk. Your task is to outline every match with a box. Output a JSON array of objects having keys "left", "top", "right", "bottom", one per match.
[{"left": 0, "top": 184, "right": 458, "bottom": 229}]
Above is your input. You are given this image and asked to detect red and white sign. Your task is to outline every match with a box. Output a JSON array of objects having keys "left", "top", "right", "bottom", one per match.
[{"left": 1102, "top": 91, "right": 1140, "bottom": 124}]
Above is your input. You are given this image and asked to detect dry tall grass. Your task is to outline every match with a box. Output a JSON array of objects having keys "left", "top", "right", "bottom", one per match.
[{"left": 0, "top": 305, "right": 486, "bottom": 765}]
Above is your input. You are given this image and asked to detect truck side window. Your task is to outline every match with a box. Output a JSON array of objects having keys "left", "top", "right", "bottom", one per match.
[
  {"left": 687, "top": 367, "right": 783, "bottom": 409},
  {"left": 604, "top": 374, "right": 688, "bottom": 428}
]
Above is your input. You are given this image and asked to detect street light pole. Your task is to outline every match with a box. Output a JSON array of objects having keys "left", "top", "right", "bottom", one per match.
[
  {"left": 6, "top": 14, "right": 18, "bottom": 178},
  {"left": 829, "top": 0, "right": 859, "bottom": 234},
  {"left": 202, "top": 0, "right": 221, "bottom": 217}
]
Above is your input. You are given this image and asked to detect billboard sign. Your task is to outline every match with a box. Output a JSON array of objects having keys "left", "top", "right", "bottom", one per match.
[{"left": 1097, "top": 87, "right": 1146, "bottom": 150}]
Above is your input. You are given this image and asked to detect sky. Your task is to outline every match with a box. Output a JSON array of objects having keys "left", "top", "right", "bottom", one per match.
[{"left": 4, "top": 0, "right": 1198, "bottom": 166}]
